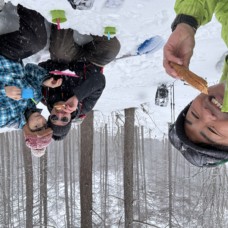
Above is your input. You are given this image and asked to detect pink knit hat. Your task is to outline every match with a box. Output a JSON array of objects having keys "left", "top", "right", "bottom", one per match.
[{"left": 23, "top": 124, "right": 53, "bottom": 157}]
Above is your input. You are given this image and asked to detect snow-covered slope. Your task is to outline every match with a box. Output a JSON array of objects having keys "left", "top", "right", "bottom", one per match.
[{"left": 3, "top": 0, "right": 227, "bottom": 138}]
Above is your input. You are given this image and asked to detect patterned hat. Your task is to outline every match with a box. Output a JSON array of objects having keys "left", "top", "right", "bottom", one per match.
[{"left": 23, "top": 124, "right": 53, "bottom": 156}]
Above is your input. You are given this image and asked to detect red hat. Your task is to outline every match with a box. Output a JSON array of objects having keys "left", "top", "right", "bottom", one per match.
[{"left": 23, "top": 124, "right": 53, "bottom": 156}]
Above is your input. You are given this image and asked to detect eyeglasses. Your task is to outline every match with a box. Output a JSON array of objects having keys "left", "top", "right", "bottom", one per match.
[{"left": 50, "top": 115, "right": 69, "bottom": 123}]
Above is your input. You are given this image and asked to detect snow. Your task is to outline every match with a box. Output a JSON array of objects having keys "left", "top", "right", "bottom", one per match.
[{"left": 2, "top": 0, "right": 227, "bottom": 138}]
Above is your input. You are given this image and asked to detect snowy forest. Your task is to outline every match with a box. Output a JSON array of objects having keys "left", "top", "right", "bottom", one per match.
[
  {"left": 0, "top": 0, "right": 227, "bottom": 226},
  {"left": 1, "top": 109, "right": 228, "bottom": 228}
]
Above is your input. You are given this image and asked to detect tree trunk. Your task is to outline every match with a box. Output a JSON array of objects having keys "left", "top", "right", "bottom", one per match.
[
  {"left": 124, "top": 108, "right": 135, "bottom": 228},
  {"left": 141, "top": 126, "right": 148, "bottom": 222},
  {"left": 104, "top": 123, "right": 108, "bottom": 225},
  {"left": 168, "top": 123, "right": 173, "bottom": 228},
  {"left": 134, "top": 126, "right": 141, "bottom": 221},
  {"left": 43, "top": 152, "right": 48, "bottom": 227},
  {"left": 80, "top": 111, "right": 93, "bottom": 228},
  {"left": 64, "top": 136, "right": 70, "bottom": 228},
  {"left": 22, "top": 144, "right": 34, "bottom": 228}
]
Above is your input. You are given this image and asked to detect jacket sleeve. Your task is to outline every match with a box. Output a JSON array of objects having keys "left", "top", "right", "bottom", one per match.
[
  {"left": 73, "top": 65, "right": 106, "bottom": 114},
  {"left": 24, "top": 64, "right": 48, "bottom": 86},
  {"left": 174, "top": 0, "right": 218, "bottom": 26},
  {"left": 215, "top": 1, "right": 228, "bottom": 47},
  {"left": 38, "top": 59, "right": 70, "bottom": 72}
]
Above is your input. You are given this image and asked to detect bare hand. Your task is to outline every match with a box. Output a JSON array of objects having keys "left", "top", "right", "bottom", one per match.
[
  {"left": 43, "top": 77, "right": 63, "bottom": 88},
  {"left": 5, "top": 86, "right": 21, "bottom": 100},
  {"left": 63, "top": 96, "right": 78, "bottom": 113},
  {"left": 163, "top": 23, "right": 196, "bottom": 78}
]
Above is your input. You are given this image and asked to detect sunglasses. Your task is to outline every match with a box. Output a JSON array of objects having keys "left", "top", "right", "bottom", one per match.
[{"left": 50, "top": 115, "right": 69, "bottom": 123}]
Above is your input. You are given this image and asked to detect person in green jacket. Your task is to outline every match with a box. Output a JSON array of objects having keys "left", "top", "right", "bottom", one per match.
[{"left": 164, "top": 0, "right": 228, "bottom": 167}]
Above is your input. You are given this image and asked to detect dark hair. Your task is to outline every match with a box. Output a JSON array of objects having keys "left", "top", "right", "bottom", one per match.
[
  {"left": 47, "top": 117, "right": 72, "bottom": 141},
  {"left": 52, "top": 135, "right": 66, "bottom": 141},
  {"left": 169, "top": 103, "right": 228, "bottom": 167}
]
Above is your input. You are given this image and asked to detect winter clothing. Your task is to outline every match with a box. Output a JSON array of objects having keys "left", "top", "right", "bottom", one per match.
[
  {"left": 23, "top": 124, "right": 53, "bottom": 156},
  {"left": 169, "top": 57, "right": 228, "bottom": 167},
  {"left": 39, "top": 25, "right": 119, "bottom": 140},
  {"left": 0, "top": 58, "right": 47, "bottom": 128},
  {"left": 47, "top": 116, "right": 72, "bottom": 140},
  {"left": 174, "top": 0, "right": 228, "bottom": 47},
  {"left": 0, "top": 2, "right": 19, "bottom": 35},
  {"left": 49, "top": 25, "right": 120, "bottom": 66},
  {"left": 0, "top": 0, "right": 4, "bottom": 11},
  {"left": 40, "top": 61, "right": 106, "bottom": 119},
  {"left": 169, "top": 103, "right": 228, "bottom": 168},
  {"left": 168, "top": 0, "right": 228, "bottom": 167},
  {"left": 0, "top": 4, "right": 48, "bottom": 129},
  {"left": 40, "top": 25, "right": 120, "bottom": 117},
  {"left": 40, "top": 61, "right": 105, "bottom": 140},
  {"left": 0, "top": 4, "right": 47, "bottom": 61}
]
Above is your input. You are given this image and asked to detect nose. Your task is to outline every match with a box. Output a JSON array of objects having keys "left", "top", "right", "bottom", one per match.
[
  {"left": 201, "top": 107, "right": 217, "bottom": 122},
  {"left": 56, "top": 112, "right": 64, "bottom": 119}
]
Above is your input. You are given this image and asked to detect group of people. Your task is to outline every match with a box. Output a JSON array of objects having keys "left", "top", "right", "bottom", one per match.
[
  {"left": 2, "top": 0, "right": 228, "bottom": 166},
  {"left": 0, "top": 2, "right": 120, "bottom": 157}
]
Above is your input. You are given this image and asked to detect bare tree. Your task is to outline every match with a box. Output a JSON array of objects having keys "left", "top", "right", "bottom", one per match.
[
  {"left": 104, "top": 123, "right": 109, "bottom": 225},
  {"left": 22, "top": 143, "right": 34, "bottom": 228},
  {"left": 0, "top": 134, "right": 7, "bottom": 226},
  {"left": 124, "top": 108, "right": 135, "bottom": 227},
  {"left": 64, "top": 135, "right": 70, "bottom": 228},
  {"left": 80, "top": 111, "right": 94, "bottom": 228},
  {"left": 168, "top": 124, "right": 173, "bottom": 228},
  {"left": 141, "top": 126, "right": 148, "bottom": 222},
  {"left": 134, "top": 126, "right": 141, "bottom": 221}
]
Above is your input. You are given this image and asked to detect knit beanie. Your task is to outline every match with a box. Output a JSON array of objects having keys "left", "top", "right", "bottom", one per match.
[
  {"left": 23, "top": 124, "right": 53, "bottom": 156},
  {"left": 47, "top": 117, "right": 72, "bottom": 140}
]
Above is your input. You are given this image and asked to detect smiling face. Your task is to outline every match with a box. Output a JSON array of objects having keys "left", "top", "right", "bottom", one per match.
[
  {"left": 28, "top": 112, "right": 47, "bottom": 132},
  {"left": 185, "top": 82, "right": 228, "bottom": 146},
  {"left": 50, "top": 101, "right": 71, "bottom": 126}
]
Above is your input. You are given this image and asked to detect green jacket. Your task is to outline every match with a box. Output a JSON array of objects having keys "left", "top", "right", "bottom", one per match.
[{"left": 174, "top": 0, "right": 228, "bottom": 47}]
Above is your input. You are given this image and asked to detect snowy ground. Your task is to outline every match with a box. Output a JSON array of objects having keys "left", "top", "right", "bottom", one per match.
[{"left": 2, "top": 0, "right": 227, "bottom": 138}]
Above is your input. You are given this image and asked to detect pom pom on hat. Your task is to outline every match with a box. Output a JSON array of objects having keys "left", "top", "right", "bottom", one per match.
[{"left": 31, "top": 148, "right": 46, "bottom": 157}]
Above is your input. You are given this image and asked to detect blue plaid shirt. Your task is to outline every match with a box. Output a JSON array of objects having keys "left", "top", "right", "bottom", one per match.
[{"left": 0, "top": 55, "right": 47, "bottom": 129}]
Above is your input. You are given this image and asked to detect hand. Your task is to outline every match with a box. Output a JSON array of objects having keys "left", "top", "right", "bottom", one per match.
[
  {"left": 43, "top": 77, "right": 62, "bottom": 88},
  {"left": 63, "top": 96, "right": 78, "bottom": 113},
  {"left": 5, "top": 86, "right": 21, "bottom": 100},
  {"left": 163, "top": 23, "right": 195, "bottom": 78}
]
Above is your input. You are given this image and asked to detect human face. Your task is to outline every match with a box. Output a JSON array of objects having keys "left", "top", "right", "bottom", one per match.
[
  {"left": 51, "top": 102, "right": 71, "bottom": 126},
  {"left": 185, "top": 82, "right": 228, "bottom": 146},
  {"left": 28, "top": 112, "right": 47, "bottom": 131}
]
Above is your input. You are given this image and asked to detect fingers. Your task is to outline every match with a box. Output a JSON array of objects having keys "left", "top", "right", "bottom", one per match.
[
  {"left": 62, "top": 107, "right": 72, "bottom": 113},
  {"left": 63, "top": 104, "right": 75, "bottom": 113},
  {"left": 163, "top": 46, "right": 183, "bottom": 78},
  {"left": 5, "top": 86, "right": 22, "bottom": 100}
]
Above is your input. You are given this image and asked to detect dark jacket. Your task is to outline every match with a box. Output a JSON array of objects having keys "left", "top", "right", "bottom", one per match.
[{"left": 39, "top": 60, "right": 105, "bottom": 120}]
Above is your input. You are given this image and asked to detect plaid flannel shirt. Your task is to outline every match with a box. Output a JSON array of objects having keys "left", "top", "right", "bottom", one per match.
[{"left": 0, "top": 55, "right": 47, "bottom": 129}]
